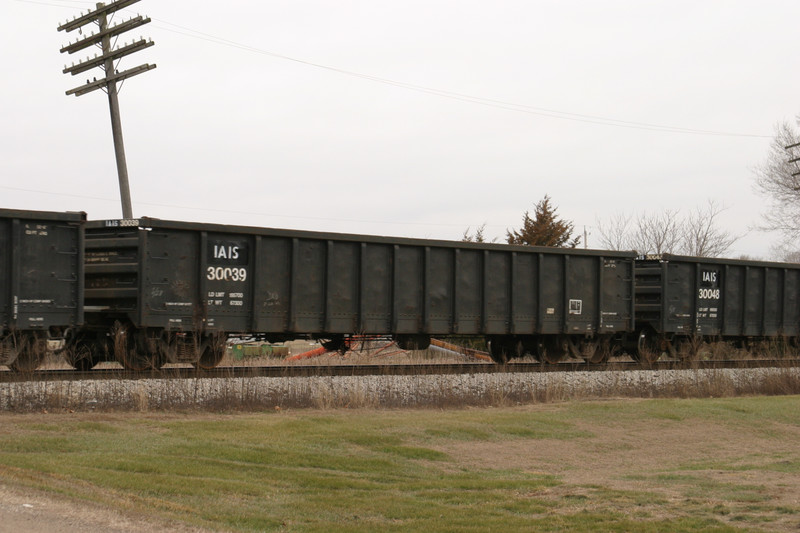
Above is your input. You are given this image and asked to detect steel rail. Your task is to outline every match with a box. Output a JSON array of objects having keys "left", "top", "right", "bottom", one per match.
[{"left": 1, "top": 359, "right": 798, "bottom": 383}]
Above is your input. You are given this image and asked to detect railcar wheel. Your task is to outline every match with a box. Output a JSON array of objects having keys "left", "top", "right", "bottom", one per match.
[
  {"left": 488, "top": 336, "right": 529, "bottom": 364},
  {"left": 487, "top": 337, "right": 509, "bottom": 364},
  {"left": 537, "top": 336, "right": 568, "bottom": 364},
  {"left": 66, "top": 337, "right": 104, "bottom": 370},
  {"left": 9, "top": 334, "right": 47, "bottom": 372},
  {"left": 193, "top": 336, "right": 226, "bottom": 370},
  {"left": 115, "top": 326, "right": 164, "bottom": 371},
  {"left": 396, "top": 334, "right": 431, "bottom": 351},
  {"left": 582, "top": 342, "right": 610, "bottom": 364}
]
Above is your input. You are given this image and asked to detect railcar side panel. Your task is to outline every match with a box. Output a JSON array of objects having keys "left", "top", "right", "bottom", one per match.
[
  {"left": 393, "top": 245, "right": 423, "bottom": 333},
  {"left": 510, "top": 252, "right": 537, "bottom": 335},
  {"left": 290, "top": 238, "right": 325, "bottom": 332},
  {"left": 140, "top": 229, "right": 200, "bottom": 330},
  {"left": 483, "top": 251, "right": 512, "bottom": 334},
  {"left": 565, "top": 255, "right": 599, "bottom": 335},
  {"left": 784, "top": 270, "right": 800, "bottom": 336},
  {"left": 453, "top": 249, "right": 482, "bottom": 334},
  {"left": 601, "top": 257, "right": 634, "bottom": 333},
  {"left": 0, "top": 209, "right": 84, "bottom": 334},
  {"left": 763, "top": 268, "right": 782, "bottom": 336},
  {"left": 325, "top": 240, "right": 359, "bottom": 333},
  {"left": 538, "top": 254, "right": 564, "bottom": 334},
  {"left": 254, "top": 236, "right": 291, "bottom": 332},
  {"left": 360, "top": 243, "right": 392, "bottom": 332},
  {"left": 721, "top": 265, "right": 744, "bottom": 336},
  {"left": 425, "top": 246, "right": 454, "bottom": 333},
  {"left": 0, "top": 219, "right": 10, "bottom": 329},
  {"left": 203, "top": 232, "right": 254, "bottom": 331},
  {"left": 744, "top": 267, "right": 765, "bottom": 337}
]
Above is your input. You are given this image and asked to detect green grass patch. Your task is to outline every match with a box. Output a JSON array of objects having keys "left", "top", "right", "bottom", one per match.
[{"left": 0, "top": 398, "right": 798, "bottom": 531}]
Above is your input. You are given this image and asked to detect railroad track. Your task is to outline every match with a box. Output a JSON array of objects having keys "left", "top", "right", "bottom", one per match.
[{"left": 2, "top": 359, "right": 798, "bottom": 383}]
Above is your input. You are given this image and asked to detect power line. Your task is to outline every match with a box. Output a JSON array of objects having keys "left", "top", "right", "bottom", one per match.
[
  {"left": 18, "top": 0, "right": 771, "bottom": 138},
  {"left": 150, "top": 19, "right": 767, "bottom": 138}
]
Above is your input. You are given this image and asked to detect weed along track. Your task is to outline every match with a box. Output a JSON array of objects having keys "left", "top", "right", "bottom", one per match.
[{"left": 2, "top": 360, "right": 799, "bottom": 412}]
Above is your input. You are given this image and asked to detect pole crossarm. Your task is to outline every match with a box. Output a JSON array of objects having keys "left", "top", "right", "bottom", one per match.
[
  {"left": 60, "top": 15, "right": 150, "bottom": 55},
  {"left": 57, "top": 0, "right": 154, "bottom": 219},
  {"left": 57, "top": 0, "right": 142, "bottom": 33},
  {"left": 63, "top": 38, "right": 154, "bottom": 76},
  {"left": 66, "top": 63, "right": 157, "bottom": 96}
]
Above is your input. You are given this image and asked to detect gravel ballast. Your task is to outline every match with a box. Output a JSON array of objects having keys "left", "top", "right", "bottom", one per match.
[{"left": 2, "top": 366, "right": 799, "bottom": 411}]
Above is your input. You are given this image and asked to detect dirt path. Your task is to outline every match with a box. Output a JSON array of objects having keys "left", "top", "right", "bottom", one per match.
[{"left": 0, "top": 484, "right": 207, "bottom": 533}]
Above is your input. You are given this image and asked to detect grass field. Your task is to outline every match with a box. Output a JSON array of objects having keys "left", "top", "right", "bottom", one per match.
[{"left": 1, "top": 397, "right": 799, "bottom": 532}]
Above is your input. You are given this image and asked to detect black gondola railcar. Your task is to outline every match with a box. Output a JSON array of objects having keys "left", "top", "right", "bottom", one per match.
[
  {"left": 79, "top": 217, "right": 637, "bottom": 368},
  {"left": 0, "top": 208, "right": 85, "bottom": 370},
  {"left": 635, "top": 254, "right": 800, "bottom": 362}
]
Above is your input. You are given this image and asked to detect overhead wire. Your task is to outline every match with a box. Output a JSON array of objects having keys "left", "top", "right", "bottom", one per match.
[
  {"left": 24, "top": 0, "right": 770, "bottom": 138},
  {"left": 150, "top": 18, "right": 768, "bottom": 138}
]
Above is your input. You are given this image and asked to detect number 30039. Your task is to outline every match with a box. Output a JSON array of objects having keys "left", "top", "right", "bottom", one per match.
[{"left": 207, "top": 267, "right": 247, "bottom": 282}]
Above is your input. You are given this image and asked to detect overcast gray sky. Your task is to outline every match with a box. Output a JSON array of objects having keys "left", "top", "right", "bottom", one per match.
[{"left": 3, "top": 0, "right": 798, "bottom": 258}]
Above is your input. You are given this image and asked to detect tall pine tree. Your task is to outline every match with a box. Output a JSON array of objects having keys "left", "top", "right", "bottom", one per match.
[{"left": 506, "top": 195, "right": 580, "bottom": 248}]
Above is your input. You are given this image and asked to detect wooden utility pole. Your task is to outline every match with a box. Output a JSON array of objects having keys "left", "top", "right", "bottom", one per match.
[{"left": 58, "top": 0, "right": 156, "bottom": 219}]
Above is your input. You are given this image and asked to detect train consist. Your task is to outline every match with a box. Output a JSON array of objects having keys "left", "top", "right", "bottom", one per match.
[{"left": 2, "top": 207, "right": 799, "bottom": 370}]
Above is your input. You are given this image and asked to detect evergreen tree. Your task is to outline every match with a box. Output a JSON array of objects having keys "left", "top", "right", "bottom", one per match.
[
  {"left": 461, "top": 223, "right": 488, "bottom": 243},
  {"left": 506, "top": 195, "right": 580, "bottom": 248}
]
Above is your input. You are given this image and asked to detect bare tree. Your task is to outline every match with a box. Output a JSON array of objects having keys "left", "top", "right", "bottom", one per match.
[
  {"left": 782, "top": 250, "right": 800, "bottom": 263},
  {"left": 753, "top": 115, "right": 800, "bottom": 247},
  {"left": 767, "top": 242, "right": 800, "bottom": 263},
  {"left": 596, "top": 201, "right": 739, "bottom": 258},
  {"left": 629, "top": 209, "right": 683, "bottom": 256},
  {"left": 681, "top": 200, "right": 738, "bottom": 257},
  {"left": 595, "top": 212, "right": 634, "bottom": 251}
]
